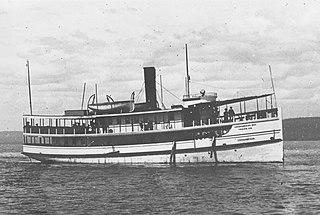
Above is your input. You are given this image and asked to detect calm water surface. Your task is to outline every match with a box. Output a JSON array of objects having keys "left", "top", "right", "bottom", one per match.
[{"left": 0, "top": 141, "right": 320, "bottom": 214}]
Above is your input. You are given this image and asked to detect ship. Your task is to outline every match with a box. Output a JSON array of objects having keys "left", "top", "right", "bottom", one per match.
[{"left": 22, "top": 47, "right": 283, "bottom": 164}]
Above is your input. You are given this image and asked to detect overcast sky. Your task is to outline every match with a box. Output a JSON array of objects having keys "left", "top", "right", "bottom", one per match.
[{"left": 1, "top": 0, "right": 320, "bottom": 131}]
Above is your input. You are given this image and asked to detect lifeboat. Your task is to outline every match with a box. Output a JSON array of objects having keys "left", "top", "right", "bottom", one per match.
[
  {"left": 87, "top": 94, "right": 135, "bottom": 114},
  {"left": 88, "top": 100, "right": 134, "bottom": 114}
]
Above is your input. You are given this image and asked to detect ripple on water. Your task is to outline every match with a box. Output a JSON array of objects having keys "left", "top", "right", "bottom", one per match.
[{"left": 0, "top": 141, "right": 320, "bottom": 214}]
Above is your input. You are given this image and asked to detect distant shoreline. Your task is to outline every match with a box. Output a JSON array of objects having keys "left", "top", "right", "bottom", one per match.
[{"left": 1, "top": 117, "right": 320, "bottom": 143}]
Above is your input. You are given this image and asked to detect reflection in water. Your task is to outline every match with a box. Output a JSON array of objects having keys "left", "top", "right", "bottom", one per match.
[{"left": 0, "top": 141, "right": 320, "bottom": 214}]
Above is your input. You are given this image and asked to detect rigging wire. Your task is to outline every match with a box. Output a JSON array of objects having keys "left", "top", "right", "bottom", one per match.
[
  {"left": 191, "top": 78, "right": 272, "bottom": 93},
  {"left": 156, "top": 89, "right": 166, "bottom": 109},
  {"left": 135, "top": 81, "right": 145, "bottom": 103},
  {"left": 190, "top": 80, "right": 216, "bottom": 89},
  {"left": 156, "top": 81, "right": 181, "bottom": 101}
]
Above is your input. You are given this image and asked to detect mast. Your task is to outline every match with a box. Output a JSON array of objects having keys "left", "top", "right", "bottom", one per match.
[
  {"left": 26, "top": 60, "right": 33, "bottom": 115},
  {"left": 81, "top": 82, "right": 86, "bottom": 110},
  {"left": 185, "top": 44, "right": 190, "bottom": 98},
  {"left": 269, "top": 65, "right": 277, "bottom": 107},
  {"left": 95, "top": 83, "right": 98, "bottom": 110},
  {"left": 160, "top": 74, "right": 165, "bottom": 109}
]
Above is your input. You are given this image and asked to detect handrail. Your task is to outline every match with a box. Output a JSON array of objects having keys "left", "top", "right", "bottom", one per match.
[
  {"left": 22, "top": 107, "right": 182, "bottom": 119},
  {"left": 23, "top": 108, "right": 278, "bottom": 136},
  {"left": 23, "top": 120, "right": 184, "bottom": 135}
]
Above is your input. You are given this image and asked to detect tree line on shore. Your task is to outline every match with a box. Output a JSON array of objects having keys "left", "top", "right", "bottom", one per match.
[{"left": 1, "top": 117, "right": 320, "bottom": 143}]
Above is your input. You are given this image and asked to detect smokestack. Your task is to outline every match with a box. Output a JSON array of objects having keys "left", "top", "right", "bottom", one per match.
[{"left": 143, "top": 67, "right": 157, "bottom": 109}]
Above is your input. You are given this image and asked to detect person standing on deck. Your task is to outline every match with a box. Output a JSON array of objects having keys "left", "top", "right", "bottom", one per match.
[
  {"left": 223, "top": 108, "right": 228, "bottom": 122},
  {"left": 229, "top": 107, "right": 235, "bottom": 122},
  {"left": 213, "top": 106, "right": 219, "bottom": 124}
]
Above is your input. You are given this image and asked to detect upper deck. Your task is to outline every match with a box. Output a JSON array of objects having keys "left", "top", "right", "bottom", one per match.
[{"left": 23, "top": 93, "right": 278, "bottom": 137}]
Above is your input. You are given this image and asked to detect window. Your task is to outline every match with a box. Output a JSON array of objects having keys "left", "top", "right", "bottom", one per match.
[
  {"left": 125, "top": 116, "right": 131, "bottom": 124},
  {"left": 174, "top": 112, "right": 182, "bottom": 121},
  {"left": 133, "top": 115, "right": 139, "bottom": 123},
  {"left": 169, "top": 112, "right": 175, "bottom": 121}
]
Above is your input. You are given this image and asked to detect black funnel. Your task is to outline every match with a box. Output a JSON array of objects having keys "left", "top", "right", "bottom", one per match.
[{"left": 144, "top": 67, "right": 157, "bottom": 109}]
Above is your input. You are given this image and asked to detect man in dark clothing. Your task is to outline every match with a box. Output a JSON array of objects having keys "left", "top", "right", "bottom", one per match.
[
  {"left": 229, "top": 107, "right": 235, "bottom": 122},
  {"left": 223, "top": 108, "right": 228, "bottom": 122}
]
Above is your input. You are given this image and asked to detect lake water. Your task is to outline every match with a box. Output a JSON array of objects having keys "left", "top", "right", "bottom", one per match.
[{"left": 1, "top": 141, "right": 320, "bottom": 214}]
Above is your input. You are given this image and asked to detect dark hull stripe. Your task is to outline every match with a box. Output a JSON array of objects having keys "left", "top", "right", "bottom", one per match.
[
  {"left": 110, "top": 130, "right": 280, "bottom": 150},
  {"left": 22, "top": 138, "right": 282, "bottom": 160}
]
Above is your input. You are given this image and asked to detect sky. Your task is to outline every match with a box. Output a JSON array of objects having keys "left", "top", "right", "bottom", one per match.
[{"left": 0, "top": 0, "right": 320, "bottom": 131}]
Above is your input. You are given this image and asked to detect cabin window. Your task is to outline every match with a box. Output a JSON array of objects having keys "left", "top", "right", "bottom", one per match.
[
  {"left": 51, "top": 119, "right": 56, "bottom": 127},
  {"left": 137, "top": 115, "right": 144, "bottom": 123},
  {"left": 121, "top": 117, "right": 126, "bottom": 125},
  {"left": 147, "top": 114, "right": 155, "bottom": 122},
  {"left": 65, "top": 119, "right": 71, "bottom": 127},
  {"left": 111, "top": 117, "right": 117, "bottom": 125},
  {"left": 57, "top": 137, "right": 66, "bottom": 146},
  {"left": 169, "top": 112, "right": 175, "bottom": 121},
  {"left": 174, "top": 112, "right": 182, "bottom": 121},
  {"left": 107, "top": 117, "right": 112, "bottom": 125},
  {"left": 51, "top": 137, "right": 56, "bottom": 145},
  {"left": 80, "top": 137, "right": 86, "bottom": 146},
  {"left": 102, "top": 118, "right": 108, "bottom": 125},
  {"left": 114, "top": 117, "right": 119, "bottom": 125},
  {"left": 156, "top": 113, "right": 164, "bottom": 124},
  {"left": 132, "top": 115, "right": 139, "bottom": 123},
  {"left": 125, "top": 116, "right": 131, "bottom": 124},
  {"left": 163, "top": 113, "right": 169, "bottom": 123}
]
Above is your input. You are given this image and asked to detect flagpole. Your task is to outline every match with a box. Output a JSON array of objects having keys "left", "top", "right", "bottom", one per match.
[
  {"left": 185, "top": 44, "right": 190, "bottom": 98},
  {"left": 26, "top": 60, "right": 33, "bottom": 115},
  {"left": 269, "top": 65, "right": 277, "bottom": 107},
  {"left": 81, "top": 82, "right": 86, "bottom": 110}
]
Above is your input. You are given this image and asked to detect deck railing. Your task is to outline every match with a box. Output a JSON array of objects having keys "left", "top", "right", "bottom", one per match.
[
  {"left": 23, "top": 108, "right": 277, "bottom": 136},
  {"left": 23, "top": 120, "right": 183, "bottom": 135}
]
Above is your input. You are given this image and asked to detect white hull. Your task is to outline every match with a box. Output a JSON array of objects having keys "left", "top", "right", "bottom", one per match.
[
  {"left": 23, "top": 141, "right": 283, "bottom": 164},
  {"left": 22, "top": 116, "right": 284, "bottom": 164}
]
